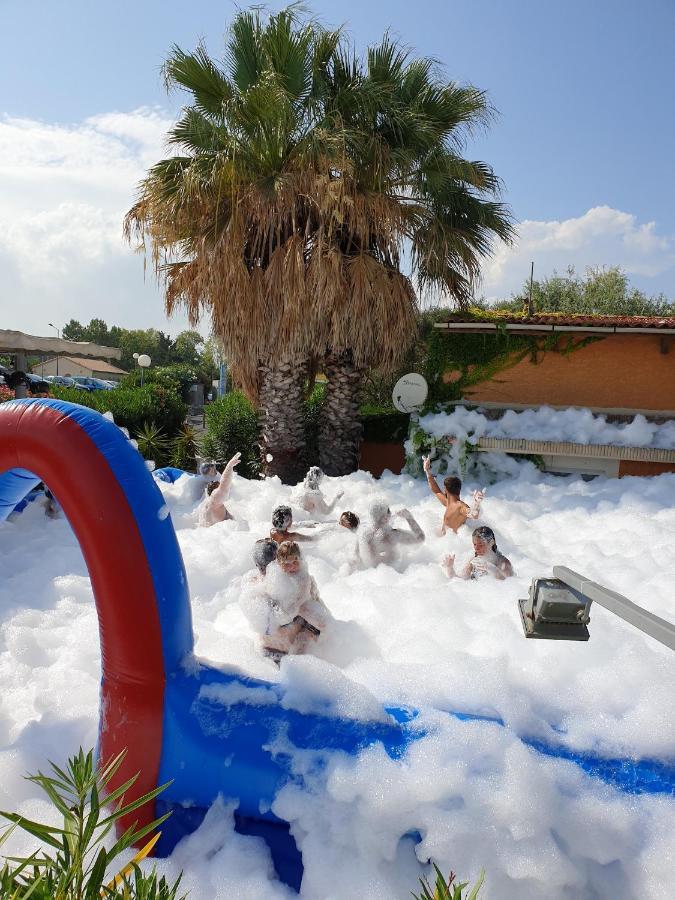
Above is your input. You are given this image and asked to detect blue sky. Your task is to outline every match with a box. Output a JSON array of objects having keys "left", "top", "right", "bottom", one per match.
[{"left": 1, "top": 0, "right": 674, "bottom": 335}]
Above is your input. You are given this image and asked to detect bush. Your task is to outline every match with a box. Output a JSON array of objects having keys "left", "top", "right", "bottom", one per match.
[
  {"left": 51, "top": 385, "right": 187, "bottom": 437},
  {"left": 201, "top": 391, "right": 260, "bottom": 479},
  {"left": 121, "top": 364, "right": 201, "bottom": 401},
  {"left": 171, "top": 423, "right": 202, "bottom": 471},
  {"left": 0, "top": 747, "right": 186, "bottom": 899}
]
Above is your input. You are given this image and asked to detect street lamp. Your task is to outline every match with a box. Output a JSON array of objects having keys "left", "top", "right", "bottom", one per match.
[
  {"left": 48, "top": 323, "right": 61, "bottom": 376},
  {"left": 137, "top": 354, "right": 151, "bottom": 386}
]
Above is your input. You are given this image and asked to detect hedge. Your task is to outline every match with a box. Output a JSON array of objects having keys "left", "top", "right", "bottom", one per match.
[{"left": 49, "top": 384, "right": 187, "bottom": 437}]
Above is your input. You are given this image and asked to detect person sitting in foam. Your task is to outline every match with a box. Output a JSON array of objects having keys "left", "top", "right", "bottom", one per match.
[
  {"left": 443, "top": 525, "right": 514, "bottom": 580},
  {"left": 337, "top": 510, "right": 362, "bottom": 574},
  {"left": 241, "top": 540, "right": 330, "bottom": 665},
  {"left": 423, "top": 455, "right": 484, "bottom": 534},
  {"left": 198, "top": 452, "right": 240, "bottom": 527},
  {"left": 296, "top": 466, "right": 344, "bottom": 517},
  {"left": 358, "top": 501, "right": 424, "bottom": 568},
  {"left": 269, "top": 504, "right": 314, "bottom": 544}
]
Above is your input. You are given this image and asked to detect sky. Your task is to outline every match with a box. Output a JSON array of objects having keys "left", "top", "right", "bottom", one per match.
[{"left": 1, "top": 0, "right": 674, "bottom": 338}]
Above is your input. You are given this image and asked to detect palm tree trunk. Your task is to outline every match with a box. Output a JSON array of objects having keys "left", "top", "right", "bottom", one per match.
[
  {"left": 318, "top": 351, "right": 363, "bottom": 476},
  {"left": 258, "top": 357, "right": 308, "bottom": 484}
]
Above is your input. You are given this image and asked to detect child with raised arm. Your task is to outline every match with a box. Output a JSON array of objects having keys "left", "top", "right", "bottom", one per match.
[
  {"left": 358, "top": 501, "right": 425, "bottom": 568},
  {"left": 422, "top": 455, "right": 484, "bottom": 534},
  {"left": 198, "top": 452, "right": 241, "bottom": 527},
  {"left": 296, "top": 467, "right": 344, "bottom": 517}
]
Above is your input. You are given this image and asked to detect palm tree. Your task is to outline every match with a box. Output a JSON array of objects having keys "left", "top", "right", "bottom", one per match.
[
  {"left": 314, "top": 38, "right": 515, "bottom": 474},
  {"left": 125, "top": 8, "right": 344, "bottom": 482},
  {"left": 126, "top": 7, "right": 514, "bottom": 480}
]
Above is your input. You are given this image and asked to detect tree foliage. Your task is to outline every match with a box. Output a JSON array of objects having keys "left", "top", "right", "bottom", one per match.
[
  {"left": 61, "top": 319, "right": 219, "bottom": 378},
  {"left": 496, "top": 266, "right": 675, "bottom": 316}
]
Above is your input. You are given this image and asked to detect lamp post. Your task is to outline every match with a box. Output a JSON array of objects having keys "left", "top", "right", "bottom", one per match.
[
  {"left": 48, "top": 323, "right": 61, "bottom": 376},
  {"left": 137, "top": 354, "right": 151, "bottom": 387}
]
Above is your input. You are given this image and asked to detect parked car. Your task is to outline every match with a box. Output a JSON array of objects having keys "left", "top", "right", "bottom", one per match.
[
  {"left": 71, "top": 376, "right": 98, "bottom": 392},
  {"left": 71, "top": 376, "right": 114, "bottom": 391},
  {"left": 102, "top": 380, "right": 119, "bottom": 389},
  {"left": 46, "top": 375, "right": 78, "bottom": 388}
]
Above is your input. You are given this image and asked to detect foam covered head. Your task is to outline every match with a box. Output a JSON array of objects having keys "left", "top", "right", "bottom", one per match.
[
  {"left": 370, "top": 501, "right": 391, "bottom": 527},
  {"left": 304, "top": 466, "right": 324, "bottom": 490},
  {"left": 253, "top": 538, "right": 278, "bottom": 573},
  {"left": 272, "top": 505, "right": 293, "bottom": 530}
]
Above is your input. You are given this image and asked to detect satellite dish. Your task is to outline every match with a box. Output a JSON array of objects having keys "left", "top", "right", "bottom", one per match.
[{"left": 392, "top": 373, "right": 428, "bottom": 413}]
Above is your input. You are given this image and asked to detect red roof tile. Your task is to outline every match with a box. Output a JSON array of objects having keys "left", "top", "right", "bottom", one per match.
[{"left": 440, "top": 314, "right": 675, "bottom": 329}]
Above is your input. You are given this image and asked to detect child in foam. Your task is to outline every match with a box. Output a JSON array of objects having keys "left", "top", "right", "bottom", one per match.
[
  {"left": 197, "top": 452, "right": 241, "bottom": 526},
  {"left": 240, "top": 540, "right": 330, "bottom": 665},
  {"left": 444, "top": 525, "right": 514, "bottom": 580},
  {"left": 269, "top": 504, "right": 315, "bottom": 544},
  {"left": 422, "top": 455, "right": 484, "bottom": 534},
  {"left": 295, "top": 466, "right": 344, "bottom": 517},
  {"left": 357, "top": 501, "right": 424, "bottom": 568}
]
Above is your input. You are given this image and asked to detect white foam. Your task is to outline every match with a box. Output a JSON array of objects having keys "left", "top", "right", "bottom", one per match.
[{"left": 418, "top": 404, "right": 675, "bottom": 449}]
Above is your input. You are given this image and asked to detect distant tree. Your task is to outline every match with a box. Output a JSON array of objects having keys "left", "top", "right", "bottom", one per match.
[
  {"left": 62, "top": 319, "right": 85, "bottom": 341},
  {"left": 173, "top": 330, "right": 204, "bottom": 365},
  {"left": 496, "top": 266, "right": 674, "bottom": 316}
]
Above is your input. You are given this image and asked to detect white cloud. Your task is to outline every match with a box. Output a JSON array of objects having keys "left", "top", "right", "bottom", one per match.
[
  {"left": 0, "top": 108, "right": 195, "bottom": 337},
  {"left": 481, "top": 206, "right": 675, "bottom": 300}
]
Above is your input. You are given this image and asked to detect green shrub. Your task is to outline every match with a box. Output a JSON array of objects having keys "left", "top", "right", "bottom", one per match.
[
  {"left": 121, "top": 364, "right": 200, "bottom": 401},
  {"left": 51, "top": 386, "right": 187, "bottom": 437},
  {"left": 134, "top": 423, "right": 173, "bottom": 469},
  {"left": 0, "top": 747, "right": 186, "bottom": 899},
  {"left": 171, "top": 424, "right": 202, "bottom": 471},
  {"left": 202, "top": 391, "right": 260, "bottom": 479}
]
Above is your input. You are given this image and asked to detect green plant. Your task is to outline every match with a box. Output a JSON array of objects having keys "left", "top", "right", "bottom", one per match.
[
  {"left": 413, "top": 864, "right": 484, "bottom": 900},
  {"left": 202, "top": 392, "right": 261, "bottom": 479},
  {"left": 303, "top": 382, "right": 326, "bottom": 468},
  {"left": 135, "top": 423, "right": 172, "bottom": 469},
  {"left": 0, "top": 747, "right": 185, "bottom": 899},
  {"left": 171, "top": 424, "right": 202, "bottom": 471},
  {"left": 50, "top": 386, "right": 187, "bottom": 439}
]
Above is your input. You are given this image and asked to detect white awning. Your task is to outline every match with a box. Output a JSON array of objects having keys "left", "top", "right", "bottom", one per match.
[{"left": 0, "top": 329, "right": 121, "bottom": 360}]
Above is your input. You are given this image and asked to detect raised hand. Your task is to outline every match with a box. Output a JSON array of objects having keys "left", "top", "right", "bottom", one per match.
[
  {"left": 226, "top": 452, "right": 242, "bottom": 470},
  {"left": 472, "top": 488, "right": 485, "bottom": 503},
  {"left": 422, "top": 455, "right": 431, "bottom": 473},
  {"left": 442, "top": 554, "right": 455, "bottom": 577}
]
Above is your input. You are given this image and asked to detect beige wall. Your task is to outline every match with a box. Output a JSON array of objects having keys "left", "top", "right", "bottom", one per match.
[
  {"left": 33, "top": 359, "right": 122, "bottom": 381},
  {"left": 455, "top": 334, "right": 675, "bottom": 413}
]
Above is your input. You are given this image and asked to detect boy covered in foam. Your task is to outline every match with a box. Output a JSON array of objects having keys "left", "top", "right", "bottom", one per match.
[
  {"left": 198, "top": 452, "right": 240, "bottom": 527},
  {"left": 444, "top": 526, "right": 514, "bottom": 580},
  {"left": 269, "top": 504, "right": 315, "bottom": 544},
  {"left": 422, "top": 455, "right": 484, "bottom": 534},
  {"left": 240, "top": 540, "right": 330, "bottom": 664},
  {"left": 358, "top": 501, "right": 424, "bottom": 568},
  {"left": 295, "top": 466, "right": 344, "bottom": 517}
]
